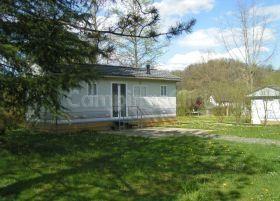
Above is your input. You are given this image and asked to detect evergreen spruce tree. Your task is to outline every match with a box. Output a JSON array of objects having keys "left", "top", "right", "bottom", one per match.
[{"left": 0, "top": 0, "right": 196, "bottom": 123}]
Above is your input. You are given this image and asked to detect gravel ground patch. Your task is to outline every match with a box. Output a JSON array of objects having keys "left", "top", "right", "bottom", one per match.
[{"left": 107, "top": 127, "right": 280, "bottom": 146}]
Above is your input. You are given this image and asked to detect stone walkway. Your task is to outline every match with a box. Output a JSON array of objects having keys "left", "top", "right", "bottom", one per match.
[{"left": 110, "top": 127, "right": 280, "bottom": 146}]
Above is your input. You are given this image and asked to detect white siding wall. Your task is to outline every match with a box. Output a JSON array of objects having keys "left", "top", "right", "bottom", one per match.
[
  {"left": 56, "top": 77, "right": 177, "bottom": 122},
  {"left": 251, "top": 99, "right": 280, "bottom": 124}
]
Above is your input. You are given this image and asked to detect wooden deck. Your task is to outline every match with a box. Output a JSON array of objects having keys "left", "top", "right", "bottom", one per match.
[{"left": 28, "top": 117, "right": 177, "bottom": 133}]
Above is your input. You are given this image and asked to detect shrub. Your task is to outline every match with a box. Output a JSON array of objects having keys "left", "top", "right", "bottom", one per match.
[
  {"left": 212, "top": 106, "right": 227, "bottom": 122},
  {"left": 0, "top": 108, "right": 24, "bottom": 134}
]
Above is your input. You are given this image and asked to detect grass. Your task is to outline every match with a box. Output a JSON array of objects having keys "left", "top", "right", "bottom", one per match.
[
  {"left": 0, "top": 129, "right": 280, "bottom": 200},
  {"left": 176, "top": 116, "right": 280, "bottom": 140}
]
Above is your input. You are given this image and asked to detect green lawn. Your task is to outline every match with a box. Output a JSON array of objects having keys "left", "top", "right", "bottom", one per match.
[
  {"left": 0, "top": 129, "right": 280, "bottom": 201},
  {"left": 176, "top": 116, "right": 280, "bottom": 140}
]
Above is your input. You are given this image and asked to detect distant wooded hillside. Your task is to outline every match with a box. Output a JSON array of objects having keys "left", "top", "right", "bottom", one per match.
[
  {"left": 173, "top": 59, "right": 279, "bottom": 98},
  {"left": 172, "top": 59, "right": 280, "bottom": 117}
]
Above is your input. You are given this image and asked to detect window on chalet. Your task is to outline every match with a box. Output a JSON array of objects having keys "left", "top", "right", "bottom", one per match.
[
  {"left": 134, "top": 86, "right": 147, "bottom": 97},
  {"left": 160, "top": 85, "right": 167, "bottom": 96},
  {"left": 88, "top": 83, "right": 97, "bottom": 95}
]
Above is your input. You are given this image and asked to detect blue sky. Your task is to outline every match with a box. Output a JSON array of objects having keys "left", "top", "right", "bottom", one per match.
[{"left": 154, "top": 0, "right": 280, "bottom": 70}]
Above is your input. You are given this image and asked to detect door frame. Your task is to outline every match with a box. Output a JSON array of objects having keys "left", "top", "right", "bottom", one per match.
[{"left": 111, "top": 82, "right": 127, "bottom": 118}]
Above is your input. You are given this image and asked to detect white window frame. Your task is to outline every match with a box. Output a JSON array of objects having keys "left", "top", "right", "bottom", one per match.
[
  {"left": 160, "top": 85, "right": 167, "bottom": 96},
  {"left": 141, "top": 86, "right": 147, "bottom": 97},
  {"left": 133, "top": 86, "right": 141, "bottom": 97},
  {"left": 88, "top": 82, "right": 97, "bottom": 96},
  {"left": 133, "top": 85, "right": 147, "bottom": 97}
]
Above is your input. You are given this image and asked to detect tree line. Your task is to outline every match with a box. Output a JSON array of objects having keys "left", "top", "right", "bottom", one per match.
[
  {"left": 0, "top": 0, "right": 195, "bottom": 132},
  {"left": 173, "top": 59, "right": 280, "bottom": 122}
]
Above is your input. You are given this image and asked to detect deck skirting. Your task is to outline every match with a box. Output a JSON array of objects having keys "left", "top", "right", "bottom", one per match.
[{"left": 29, "top": 117, "right": 177, "bottom": 132}]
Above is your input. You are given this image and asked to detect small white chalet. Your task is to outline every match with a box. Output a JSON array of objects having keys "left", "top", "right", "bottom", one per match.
[
  {"left": 248, "top": 86, "right": 280, "bottom": 125},
  {"left": 30, "top": 64, "right": 180, "bottom": 130}
]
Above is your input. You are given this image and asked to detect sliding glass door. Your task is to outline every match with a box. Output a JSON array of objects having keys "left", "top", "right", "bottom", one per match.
[{"left": 112, "top": 83, "right": 126, "bottom": 117}]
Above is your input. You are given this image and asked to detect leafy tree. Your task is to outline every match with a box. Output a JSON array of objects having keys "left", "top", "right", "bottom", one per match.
[
  {"left": 174, "top": 59, "right": 279, "bottom": 123},
  {"left": 177, "top": 90, "right": 202, "bottom": 116},
  {"left": 107, "top": 0, "right": 167, "bottom": 68},
  {"left": 179, "top": 59, "right": 248, "bottom": 96},
  {"left": 0, "top": 0, "right": 196, "bottom": 123},
  {"left": 194, "top": 97, "right": 203, "bottom": 112}
]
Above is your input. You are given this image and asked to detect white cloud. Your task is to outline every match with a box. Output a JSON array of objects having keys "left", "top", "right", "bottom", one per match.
[
  {"left": 154, "top": 0, "right": 215, "bottom": 31},
  {"left": 96, "top": 14, "right": 119, "bottom": 29},
  {"left": 178, "top": 28, "right": 235, "bottom": 49},
  {"left": 178, "top": 26, "right": 275, "bottom": 49},
  {"left": 155, "top": 2, "right": 280, "bottom": 71},
  {"left": 158, "top": 45, "right": 270, "bottom": 71},
  {"left": 252, "top": 25, "right": 275, "bottom": 41},
  {"left": 179, "top": 28, "right": 221, "bottom": 48},
  {"left": 154, "top": 0, "right": 214, "bottom": 17},
  {"left": 158, "top": 50, "right": 231, "bottom": 70},
  {"left": 253, "top": 4, "right": 280, "bottom": 23},
  {"left": 227, "top": 4, "right": 280, "bottom": 23}
]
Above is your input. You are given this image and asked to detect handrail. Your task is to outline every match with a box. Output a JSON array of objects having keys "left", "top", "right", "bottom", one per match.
[
  {"left": 117, "top": 106, "right": 144, "bottom": 129},
  {"left": 136, "top": 106, "right": 143, "bottom": 128}
]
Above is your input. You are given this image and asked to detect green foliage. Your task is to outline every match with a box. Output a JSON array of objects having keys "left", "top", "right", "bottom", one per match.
[
  {"left": 0, "top": 108, "right": 23, "bottom": 134},
  {"left": 177, "top": 59, "right": 280, "bottom": 94},
  {"left": 109, "top": 0, "right": 167, "bottom": 68},
  {"left": 211, "top": 106, "right": 227, "bottom": 122},
  {"left": 262, "top": 69, "right": 280, "bottom": 86},
  {"left": 178, "top": 59, "right": 247, "bottom": 92},
  {"left": 0, "top": 0, "right": 102, "bottom": 123},
  {"left": 0, "top": 0, "right": 195, "bottom": 128},
  {"left": 177, "top": 90, "right": 188, "bottom": 116},
  {"left": 177, "top": 90, "right": 204, "bottom": 116},
  {"left": 175, "top": 59, "right": 279, "bottom": 123}
]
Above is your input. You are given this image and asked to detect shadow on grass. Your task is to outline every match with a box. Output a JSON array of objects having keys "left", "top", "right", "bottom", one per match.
[{"left": 0, "top": 129, "right": 273, "bottom": 201}]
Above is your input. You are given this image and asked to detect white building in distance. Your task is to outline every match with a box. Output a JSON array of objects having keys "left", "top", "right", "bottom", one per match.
[{"left": 248, "top": 86, "right": 280, "bottom": 125}]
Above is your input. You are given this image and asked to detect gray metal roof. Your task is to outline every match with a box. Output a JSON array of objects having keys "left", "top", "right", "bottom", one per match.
[
  {"left": 248, "top": 85, "right": 280, "bottom": 98},
  {"left": 77, "top": 64, "right": 181, "bottom": 81},
  {"left": 269, "top": 85, "right": 280, "bottom": 92}
]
